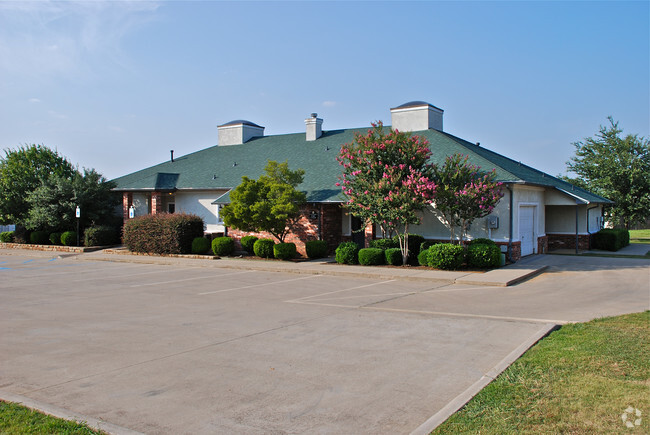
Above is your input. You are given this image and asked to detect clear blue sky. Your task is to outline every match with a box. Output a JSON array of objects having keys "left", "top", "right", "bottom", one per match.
[{"left": 1, "top": 0, "right": 648, "bottom": 180}]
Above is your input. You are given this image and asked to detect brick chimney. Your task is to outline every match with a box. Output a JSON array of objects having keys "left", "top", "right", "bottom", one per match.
[
  {"left": 305, "top": 113, "right": 323, "bottom": 141},
  {"left": 390, "top": 101, "right": 443, "bottom": 132},
  {"left": 217, "top": 120, "right": 264, "bottom": 146}
]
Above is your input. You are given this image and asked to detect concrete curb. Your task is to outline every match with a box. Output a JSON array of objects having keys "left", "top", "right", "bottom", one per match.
[
  {"left": 455, "top": 265, "right": 549, "bottom": 287},
  {"left": 409, "top": 322, "right": 560, "bottom": 435},
  {"left": 0, "top": 390, "right": 143, "bottom": 435}
]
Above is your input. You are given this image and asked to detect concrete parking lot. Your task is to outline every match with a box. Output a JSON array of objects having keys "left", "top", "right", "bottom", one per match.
[{"left": 1, "top": 251, "right": 648, "bottom": 434}]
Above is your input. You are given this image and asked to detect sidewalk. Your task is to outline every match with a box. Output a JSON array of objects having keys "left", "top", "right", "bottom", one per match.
[
  {"left": 549, "top": 243, "right": 650, "bottom": 257},
  {"left": 79, "top": 248, "right": 548, "bottom": 287}
]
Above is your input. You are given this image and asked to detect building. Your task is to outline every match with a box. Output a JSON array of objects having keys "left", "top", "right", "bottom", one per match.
[{"left": 112, "top": 101, "right": 611, "bottom": 261}]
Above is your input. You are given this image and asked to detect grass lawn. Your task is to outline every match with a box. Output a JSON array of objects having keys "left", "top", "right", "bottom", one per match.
[
  {"left": 0, "top": 401, "right": 104, "bottom": 434},
  {"left": 630, "top": 229, "right": 650, "bottom": 244},
  {"left": 433, "top": 311, "right": 650, "bottom": 434}
]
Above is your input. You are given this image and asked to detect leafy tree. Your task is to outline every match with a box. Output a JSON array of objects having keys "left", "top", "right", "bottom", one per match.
[
  {"left": 432, "top": 154, "right": 504, "bottom": 243},
  {"left": 25, "top": 168, "right": 118, "bottom": 232},
  {"left": 0, "top": 144, "right": 76, "bottom": 225},
  {"left": 337, "top": 122, "right": 437, "bottom": 265},
  {"left": 566, "top": 117, "right": 650, "bottom": 229},
  {"left": 221, "top": 160, "right": 306, "bottom": 242}
]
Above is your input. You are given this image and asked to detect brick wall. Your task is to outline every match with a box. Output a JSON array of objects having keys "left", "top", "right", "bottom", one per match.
[
  {"left": 122, "top": 192, "right": 133, "bottom": 222},
  {"left": 548, "top": 233, "right": 592, "bottom": 251},
  {"left": 538, "top": 235, "right": 549, "bottom": 254},
  {"left": 151, "top": 192, "right": 163, "bottom": 215}
]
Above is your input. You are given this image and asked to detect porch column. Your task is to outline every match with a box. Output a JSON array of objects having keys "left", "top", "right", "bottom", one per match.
[
  {"left": 151, "top": 192, "right": 163, "bottom": 215},
  {"left": 122, "top": 192, "right": 133, "bottom": 222}
]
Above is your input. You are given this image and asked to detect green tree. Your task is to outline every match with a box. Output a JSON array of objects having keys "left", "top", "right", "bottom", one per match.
[
  {"left": 221, "top": 160, "right": 306, "bottom": 242},
  {"left": 25, "top": 168, "right": 118, "bottom": 232},
  {"left": 0, "top": 144, "right": 76, "bottom": 225},
  {"left": 566, "top": 117, "right": 650, "bottom": 229},
  {"left": 337, "top": 122, "right": 437, "bottom": 264}
]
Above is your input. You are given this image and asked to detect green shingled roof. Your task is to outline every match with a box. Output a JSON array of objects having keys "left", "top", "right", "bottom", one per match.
[{"left": 113, "top": 127, "right": 611, "bottom": 204}]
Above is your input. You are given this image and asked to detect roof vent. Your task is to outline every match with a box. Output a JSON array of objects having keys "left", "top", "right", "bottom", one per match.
[
  {"left": 217, "top": 120, "right": 264, "bottom": 146},
  {"left": 305, "top": 113, "right": 323, "bottom": 141},
  {"left": 390, "top": 101, "right": 443, "bottom": 132}
]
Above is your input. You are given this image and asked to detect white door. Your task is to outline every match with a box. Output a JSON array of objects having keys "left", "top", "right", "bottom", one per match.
[{"left": 519, "top": 206, "right": 535, "bottom": 256}]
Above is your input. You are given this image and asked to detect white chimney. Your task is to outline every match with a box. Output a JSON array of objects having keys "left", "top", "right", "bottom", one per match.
[
  {"left": 390, "top": 101, "right": 443, "bottom": 132},
  {"left": 217, "top": 120, "right": 264, "bottom": 146},
  {"left": 305, "top": 113, "right": 323, "bottom": 141}
]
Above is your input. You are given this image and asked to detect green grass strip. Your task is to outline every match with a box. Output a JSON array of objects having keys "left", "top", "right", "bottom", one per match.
[
  {"left": 433, "top": 311, "right": 650, "bottom": 434},
  {"left": 0, "top": 401, "right": 104, "bottom": 434}
]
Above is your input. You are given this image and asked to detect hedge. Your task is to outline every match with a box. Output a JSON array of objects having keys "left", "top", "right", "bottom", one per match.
[
  {"left": 240, "top": 235, "right": 258, "bottom": 254},
  {"left": 467, "top": 243, "right": 501, "bottom": 268},
  {"left": 49, "top": 232, "right": 62, "bottom": 245},
  {"left": 592, "top": 228, "right": 630, "bottom": 251},
  {"left": 123, "top": 213, "right": 204, "bottom": 255},
  {"left": 61, "top": 231, "right": 77, "bottom": 247},
  {"left": 212, "top": 237, "right": 234, "bottom": 256},
  {"left": 358, "top": 248, "right": 385, "bottom": 265},
  {"left": 369, "top": 238, "right": 399, "bottom": 250},
  {"left": 84, "top": 225, "right": 118, "bottom": 247},
  {"left": 469, "top": 238, "right": 497, "bottom": 247},
  {"left": 305, "top": 240, "right": 328, "bottom": 259},
  {"left": 335, "top": 241, "right": 359, "bottom": 265},
  {"left": 274, "top": 242, "right": 296, "bottom": 261},
  {"left": 0, "top": 231, "right": 14, "bottom": 243},
  {"left": 427, "top": 243, "right": 466, "bottom": 270},
  {"left": 385, "top": 248, "right": 403, "bottom": 266},
  {"left": 30, "top": 231, "right": 50, "bottom": 245},
  {"left": 253, "top": 239, "right": 275, "bottom": 258},
  {"left": 191, "top": 237, "right": 211, "bottom": 254}
]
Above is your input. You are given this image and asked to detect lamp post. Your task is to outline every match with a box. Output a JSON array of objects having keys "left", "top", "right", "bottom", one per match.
[{"left": 76, "top": 205, "right": 80, "bottom": 246}]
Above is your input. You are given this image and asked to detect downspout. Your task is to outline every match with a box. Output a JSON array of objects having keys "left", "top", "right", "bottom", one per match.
[
  {"left": 506, "top": 184, "right": 513, "bottom": 262},
  {"left": 575, "top": 200, "right": 579, "bottom": 254}
]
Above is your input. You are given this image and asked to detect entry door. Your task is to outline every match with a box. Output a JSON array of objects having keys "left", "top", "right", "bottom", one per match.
[
  {"left": 351, "top": 216, "right": 365, "bottom": 248},
  {"left": 519, "top": 206, "right": 535, "bottom": 256}
]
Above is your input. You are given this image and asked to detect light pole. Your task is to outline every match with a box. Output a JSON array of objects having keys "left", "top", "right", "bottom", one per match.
[{"left": 76, "top": 205, "right": 80, "bottom": 246}]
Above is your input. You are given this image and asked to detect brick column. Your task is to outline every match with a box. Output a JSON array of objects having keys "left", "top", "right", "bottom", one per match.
[
  {"left": 151, "top": 192, "right": 163, "bottom": 215},
  {"left": 364, "top": 221, "right": 375, "bottom": 247},
  {"left": 122, "top": 192, "right": 133, "bottom": 222}
]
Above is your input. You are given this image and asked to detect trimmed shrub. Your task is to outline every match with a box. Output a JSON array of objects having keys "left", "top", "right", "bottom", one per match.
[
  {"left": 469, "top": 238, "right": 497, "bottom": 247},
  {"left": 335, "top": 241, "right": 359, "bottom": 265},
  {"left": 427, "top": 243, "right": 466, "bottom": 270},
  {"left": 274, "top": 242, "right": 296, "bottom": 261},
  {"left": 417, "top": 248, "right": 430, "bottom": 266},
  {"left": 420, "top": 241, "right": 434, "bottom": 253},
  {"left": 467, "top": 243, "right": 501, "bottom": 268},
  {"left": 592, "top": 228, "right": 630, "bottom": 251},
  {"left": 61, "top": 231, "right": 77, "bottom": 246},
  {"left": 49, "top": 232, "right": 62, "bottom": 245},
  {"left": 30, "top": 230, "right": 50, "bottom": 245},
  {"left": 358, "top": 248, "right": 385, "bottom": 265},
  {"left": 122, "top": 213, "right": 204, "bottom": 254},
  {"left": 384, "top": 248, "right": 403, "bottom": 266},
  {"left": 253, "top": 238, "right": 275, "bottom": 258},
  {"left": 240, "top": 235, "right": 258, "bottom": 254},
  {"left": 369, "top": 238, "right": 399, "bottom": 250},
  {"left": 305, "top": 240, "right": 328, "bottom": 259},
  {"left": 212, "top": 236, "right": 234, "bottom": 256},
  {"left": 84, "top": 225, "right": 118, "bottom": 247},
  {"left": 0, "top": 231, "right": 15, "bottom": 243},
  {"left": 191, "top": 237, "right": 211, "bottom": 254}
]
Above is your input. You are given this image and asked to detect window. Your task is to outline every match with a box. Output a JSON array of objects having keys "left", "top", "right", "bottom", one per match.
[
  {"left": 216, "top": 204, "right": 225, "bottom": 224},
  {"left": 168, "top": 203, "right": 175, "bottom": 214}
]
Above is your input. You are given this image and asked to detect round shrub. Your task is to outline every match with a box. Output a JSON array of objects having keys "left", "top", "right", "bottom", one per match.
[
  {"left": 427, "top": 243, "right": 466, "bottom": 270},
  {"left": 0, "top": 231, "right": 15, "bottom": 243},
  {"left": 30, "top": 230, "right": 50, "bottom": 245},
  {"left": 191, "top": 237, "right": 211, "bottom": 254},
  {"left": 253, "top": 238, "right": 275, "bottom": 258},
  {"left": 335, "top": 241, "right": 359, "bottom": 265},
  {"left": 417, "top": 248, "right": 430, "bottom": 266},
  {"left": 240, "top": 235, "right": 258, "bottom": 254},
  {"left": 305, "top": 240, "right": 328, "bottom": 259},
  {"left": 84, "top": 225, "right": 118, "bottom": 247},
  {"left": 274, "top": 242, "right": 296, "bottom": 261},
  {"left": 212, "top": 236, "right": 234, "bottom": 256},
  {"left": 49, "top": 232, "right": 62, "bottom": 245},
  {"left": 385, "top": 248, "right": 403, "bottom": 266},
  {"left": 469, "top": 238, "right": 497, "bottom": 247},
  {"left": 369, "top": 238, "right": 399, "bottom": 250},
  {"left": 467, "top": 243, "right": 501, "bottom": 268},
  {"left": 358, "top": 248, "right": 385, "bottom": 266},
  {"left": 61, "top": 231, "right": 77, "bottom": 246}
]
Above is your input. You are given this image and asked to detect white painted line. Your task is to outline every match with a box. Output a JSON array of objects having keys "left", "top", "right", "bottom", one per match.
[
  {"left": 288, "top": 279, "right": 396, "bottom": 302},
  {"left": 287, "top": 300, "right": 359, "bottom": 309},
  {"left": 133, "top": 270, "right": 252, "bottom": 288},
  {"left": 72, "top": 267, "right": 177, "bottom": 282},
  {"left": 198, "top": 274, "right": 321, "bottom": 295},
  {"left": 309, "top": 291, "right": 416, "bottom": 302}
]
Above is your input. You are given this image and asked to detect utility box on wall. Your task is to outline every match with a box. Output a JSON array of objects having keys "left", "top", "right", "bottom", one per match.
[{"left": 487, "top": 216, "right": 499, "bottom": 229}]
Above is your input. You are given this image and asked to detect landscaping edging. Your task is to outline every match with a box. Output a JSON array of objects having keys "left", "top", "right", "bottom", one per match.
[{"left": 0, "top": 242, "right": 109, "bottom": 253}]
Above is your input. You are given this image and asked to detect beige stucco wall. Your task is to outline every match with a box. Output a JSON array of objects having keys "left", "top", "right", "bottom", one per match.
[
  {"left": 511, "top": 185, "right": 545, "bottom": 243},
  {"left": 175, "top": 190, "right": 227, "bottom": 233},
  {"left": 546, "top": 204, "right": 602, "bottom": 234}
]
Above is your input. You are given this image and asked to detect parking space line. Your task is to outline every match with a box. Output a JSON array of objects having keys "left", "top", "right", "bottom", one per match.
[
  {"left": 22, "top": 259, "right": 34, "bottom": 264},
  {"left": 287, "top": 279, "right": 396, "bottom": 303},
  {"left": 132, "top": 270, "right": 253, "bottom": 288},
  {"left": 72, "top": 266, "right": 177, "bottom": 282},
  {"left": 308, "top": 291, "right": 417, "bottom": 302},
  {"left": 198, "top": 274, "right": 321, "bottom": 295}
]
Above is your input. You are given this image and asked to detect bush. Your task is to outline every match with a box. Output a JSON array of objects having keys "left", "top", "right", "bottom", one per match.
[
  {"left": 0, "top": 231, "right": 15, "bottom": 243},
  {"left": 467, "top": 243, "right": 501, "bottom": 268},
  {"left": 369, "top": 238, "right": 399, "bottom": 250},
  {"left": 212, "top": 236, "right": 234, "bottom": 256},
  {"left": 61, "top": 231, "right": 77, "bottom": 246},
  {"left": 253, "top": 238, "right": 275, "bottom": 258},
  {"left": 49, "top": 232, "right": 62, "bottom": 245},
  {"left": 30, "top": 230, "right": 50, "bottom": 245},
  {"left": 335, "top": 241, "right": 359, "bottom": 265},
  {"left": 123, "top": 213, "right": 204, "bottom": 254},
  {"left": 240, "top": 235, "right": 258, "bottom": 254},
  {"left": 305, "top": 240, "right": 328, "bottom": 259},
  {"left": 84, "top": 225, "right": 118, "bottom": 247},
  {"left": 274, "top": 242, "right": 296, "bottom": 261},
  {"left": 420, "top": 241, "right": 434, "bottom": 253},
  {"left": 427, "top": 243, "right": 466, "bottom": 270},
  {"left": 385, "top": 248, "right": 403, "bottom": 266},
  {"left": 469, "top": 238, "right": 497, "bottom": 247},
  {"left": 592, "top": 228, "right": 630, "bottom": 251},
  {"left": 191, "top": 237, "right": 211, "bottom": 254},
  {"left": 417, "top": 248, "right": 430, "bottom": 266},
  {"left": 358, "top": 248, "right": 385, "bottom": 265}
]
